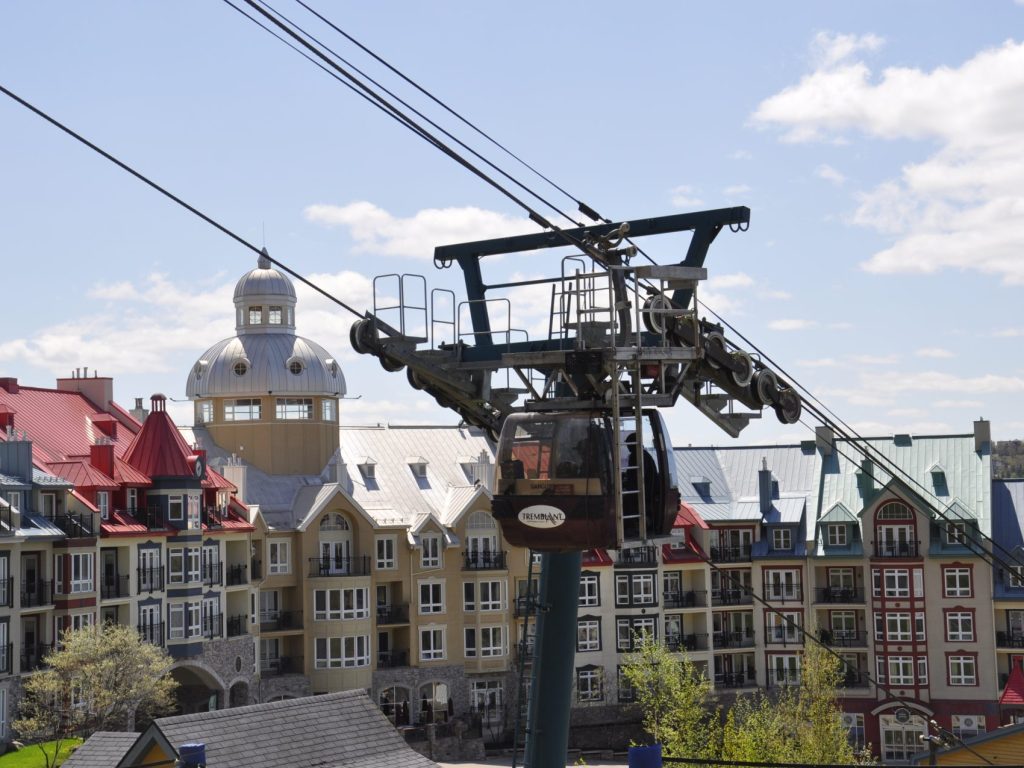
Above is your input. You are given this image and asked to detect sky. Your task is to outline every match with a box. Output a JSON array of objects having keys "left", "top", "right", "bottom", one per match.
[{"left": 1, "top": 1, "right": 1023, "bottom": 449}]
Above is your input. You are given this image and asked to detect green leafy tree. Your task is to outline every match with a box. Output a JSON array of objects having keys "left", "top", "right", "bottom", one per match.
[
  {"left": 14, "top": 623, "right": 178, "bottom": 767},
  {"left": 621, "top": 634, "right": 721, "bottom": 758}
]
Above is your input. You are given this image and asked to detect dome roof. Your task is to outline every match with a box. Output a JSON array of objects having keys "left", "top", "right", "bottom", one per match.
[
  {"left": 186, "top": 334, "right": 346, "bottom": 399},
  {"left": 233, "top": 250, "right": 297, "bottom": 303}
]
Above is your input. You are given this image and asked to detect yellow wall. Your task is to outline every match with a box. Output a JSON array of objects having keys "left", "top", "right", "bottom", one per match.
[{"left": 935, "top": 729, "right": 1024, "bottom": 765}]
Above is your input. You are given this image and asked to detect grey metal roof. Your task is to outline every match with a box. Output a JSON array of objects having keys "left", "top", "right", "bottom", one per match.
[
  {"left": 234, "top": 253, "right": 297, "bottom": 302},
  {"left": 63, "top": 732, "right": 140, "bottom": 768},
  {"left": 130, "top": 689, "right": 440, "bottom": 768},
  {"left": 186, "top": 333, "right": 345, "bottom": 398},
  {"left": 0, "top": 472, "right": 26, "bottom": 487},
  {"left": 32, "top": 468, "right": 72, "bottom": 486}
]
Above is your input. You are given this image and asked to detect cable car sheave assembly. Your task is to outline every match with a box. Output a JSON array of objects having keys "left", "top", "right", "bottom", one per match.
[{"left": 348, "top": 205, "right": 801, "bottom": 551}]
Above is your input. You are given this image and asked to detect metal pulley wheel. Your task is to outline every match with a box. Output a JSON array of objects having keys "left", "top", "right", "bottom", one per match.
[
  {"left": 641, "top": 293, "right": 674, "bottom": 335},
  {"left": 349, "top": 319, "right": 377, "bottom": 355},
  {"left": 705, "top": 332, "right": 727, "bottom": 369},
  {"left": 753, "top": 369, "right": 779, "bottom": 404},
  {"left": 775, "top": 387, "right": 802, "bottom": 424},
  {"left": 729, "top": 350, "right": 754, "bottom": 387}
]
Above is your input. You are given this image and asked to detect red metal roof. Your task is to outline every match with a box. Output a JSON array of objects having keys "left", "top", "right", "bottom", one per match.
[
  {"left": 674, "top": 501, "right": 709, "bottom": 530},
  {"left": 71, "top": 489, "right": 99, "bottom": 513},
  {"left": 48, "top": 458, "right": 117, "bottom": 489},
  {"left": 123, "top": 407, "right": 195, "bottom": 479},
  {"left": 113, "top": 457, "right": 151, "bottom": 486},
  {"left": 582, "top": 548, "right": 613, "bottom": 566},
  {"left": 1001, "top": 664, "right": 1024, "bottom": 706},
  {"left": 202, "top": 467, "right": 236, "bottom": 491}
]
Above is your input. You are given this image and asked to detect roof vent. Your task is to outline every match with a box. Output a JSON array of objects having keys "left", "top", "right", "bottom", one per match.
[{"left": 151, "top": 394, "right": 167, "bottom": 412}]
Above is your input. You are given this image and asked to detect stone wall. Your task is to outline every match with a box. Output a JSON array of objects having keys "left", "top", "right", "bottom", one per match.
[
  {"left": 373, "top": 664, "right": 470, "bottom": 717},
  {"left": 568, "top": 703, "right": 645, "bottom": 751}
]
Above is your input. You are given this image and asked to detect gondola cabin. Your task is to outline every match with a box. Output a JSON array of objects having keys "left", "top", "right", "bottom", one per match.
[{"left": 492, "top": 410, "right": 681, "bottom": 550}]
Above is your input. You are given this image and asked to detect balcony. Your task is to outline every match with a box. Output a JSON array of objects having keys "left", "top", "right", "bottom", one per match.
[
  {"left": 663, "top": 590, "right": 706, "bottom": 609},
  {"left": 308, "top": 556, "right": 370, "bottom": 578},
  {"left": 0, "top": 576, "right": 12, "bottom": 607},
  {"left": 996, "top": 631, "right": 1024, "bottom": 649},
  {"left": 764, "top": 585, "right": 803, "bottom": 603},
  {"left": 819, "top": 629, "right": 868, "bottom": 648},
  {"left": 815, "top": 587, "right": 863, "bottom": 604},
  {"left": 377, "top": 650, "right": 409, "bottom": 669},
  {"left": 872, "top": 540, "right": 920, "bottom": 558},
  {"left": 20, "top": 579, "right": 53, "bottom": 608},
  {"left": 714, "top": 670, "right": 757, "bottom": 688},
  {"left": 839, "top": 670, "right": 869, "bottom": 689},
  {"left": 202, "top": 613, "right": 223, "bottom": 640},
  {"left": 100, "top": 574, "right": 130, "bottom": 599},
  {"left": 712, "top": 630, "right": 755, "bottom": 649},
  {"left": 45, "top": 512, "right": 95, "bottom": 538},
  {"left": 226, "top": 564, "right": 248, "bottom": 586},
  {"left": 376, "top": 603, "right": 409, "bottom": 625},
  {"left": 514, "top": 595, "right": 537, "bottom": 618},
  {"left": 665, "top": 633, "right": 708, "bottom": 652},
  {"left": 711, "top": 589, "right": 753, "bottom": 607},
  {"left": 202, "top": 506, "right": 225, "bottom": 529},
  {"left": 617, "top": 546, "right": 658, "bottom": 568},
  {"left": 21, "top": 642, "right": 52, "bottom": 671},
  {"left": 118, "top": 506, "right": 165, "bottom": 531},
  {"left": 261, "top": 655, "right": 303, "bottom": 676},
  {"left": 259, "top": 611, "right": 303, "bottom": 632},
  {"left": 765, "top": 627, "right": 804, "bottom": 646},
  {"left": 767, "top": 669, "right": 801, "bottom": 687},
  {"left": 138, "top": 621, "right": 164, "bottom": 647},
  {"left": 137, "top": 567, "right": 165, "bottom": 593},
  {"left": 227, "top": 615, "right": 249, "bottom": 638},
  {"left": 462, "top": 550, "right": 507, "bottom": 571},
  {"left": 710, "top": 545, "right": 751, "bottom": 563},
  {"left": 202, "top": 562, "right": 223, "bottom": 587}
]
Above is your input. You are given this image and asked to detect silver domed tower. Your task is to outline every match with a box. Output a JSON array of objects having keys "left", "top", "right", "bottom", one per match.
[{"left": 186, "top": 250, "right": 346, "bottom": 475}]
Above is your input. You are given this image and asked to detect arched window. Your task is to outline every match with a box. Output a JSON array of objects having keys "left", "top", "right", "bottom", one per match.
[
  {"left": 875, "top": 501, "right": 916, "bottom": 557},
  {"left": 877, "top": 501, "right": 912, "bottom": 520},
  {"left": 418, "top": 681, "right": 451, "bottom": 724},
  {"left": 379, "top": 685, "right": 411, "bottom": 725},
  {"left": 466, "top": 511, "right": 500, "bottom": 569},
  {"left": 318, "top": 513, "right": 353, "bottom": 575}
]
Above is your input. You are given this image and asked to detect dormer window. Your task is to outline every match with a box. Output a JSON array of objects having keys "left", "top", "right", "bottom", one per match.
[
  {"left": 288, "top": 360, "right": 304, "bottom": 375},
  {"left": 248, "top": 306, "right": 262, "bottom": 325},
  {"left": 233, "top": 361, "right": 248, "bottom": 377},
  {"left": 772, "top": 528, "right": 792, "bottom": 551},
  {"left": 826, "top": 524, "right": 848, "bottom": 547},
  {"left": 268, "top": 306, "right": 283, "bottom": 324},
  {"left": 359, "top": 463, "right": 375, "bottom": 480},
  {"left": 944, "top": 521, "right": 967, "bottom": 545},
  {"left": 411, "top": 463, "right": 427, "bottom": 479}
]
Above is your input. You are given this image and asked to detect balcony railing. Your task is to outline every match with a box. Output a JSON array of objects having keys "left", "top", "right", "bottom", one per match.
[
  {"left": 617, "top": 546, "right": 659, "bottom": 567},
  {"left": 767, "top": 669, "right": 801, "bottom": 687},
  {"left": 712, "top": 630, "right": 755, "bottom": 649},
  {"left": 21, "top": 642, "right": 52, "bottom": 671},
  {"left": 462, "top": 550, "right": 508, "bottom": 570},
  {"left": 202, "top": 507, "right": 225, "bottom": 529},
  {"left": 259, "top": 611, "right": 303, "bottom": 632},
  {"left": 137, "top": 566, "right": 165, "bottom": 593},
  {"left": 815, "top": 587, "right": 863, "bottom": 604},
  {"left": 714, "top": 670, "right": 757, "bottom": 688},
  {"left": 202, "top": 562, "right": 223, "bottom": 587},
  {"left": 138, "top": 621, "right": 164, "bottom": 647},
  {"left": 710, "top": 545, "right": 751, "bottom": 563},
  {"left": 100, "top": 574, "right": 130, "bottom": 599},
  {"left": 665, "top": 633, "right": 708, "bottom": 652},
  {"left": 0, "top": 577, "right": 13, "bottom": 607},
  {"left": 711, "top": 589, "right": 753, "bottom": 607},
  {"left": 118, "top": 506, "right": 165, "bottom": 530},
  {"left": 663, "top": 590, "right": 706, "bottom": 609},
  {"left": 819, "top": 629, "right": 868, "bottom": 648},
  {"left": 202, "top": 613, "right": 223, "bottom": 639},
  {"left": 996, "top": 631, "right": 1024, "bottom": 648},
  {"left": 45, "top": 512, "right": 95, "bottom": 537},
  {"left": 376, "top": 603, "right": 409, "bottom": 625},
  {"left": 765, "top": 627, "right": 804, "bottom": 646},
  {"left": 260, "top": 655, "right": 303, "bottom": 676},
  {"left": 0, "top": 643, "right": 12, "bottom": 675},
  {"left": 764, "top": 585, "right": 803, "bottom": 603},
  {"left": 227, "top": 615, "right": 249, "bottom": 638},
  {"left": 872, "top": 540, "right": 920, "bottom": 558},
  {"left": 514, "top": 595, "right": 537, "bottom": 618},
  {"left": 0, "top": 506, "right": 12, "bottom": 534},
  {"left": 377, "top": 650, "right": 409, "bottom": 669},
  {"left": 226, "top": 564, "right": 248, "bottom": 586},
  {"left": 21, "top": 579, "right": 53, "bottom": 608},
  {"left": 839, "top": 670, "right": 869, "bottom": 688},
  {"left": 308, "top": 556, "right": 370, "bottom": 577}
]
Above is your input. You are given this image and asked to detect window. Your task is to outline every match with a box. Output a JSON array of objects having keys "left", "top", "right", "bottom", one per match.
[
  {"left": 616, "top": 617, "right": 656, "bottom": 651},
  {"left": 615, "top": 573, "right": 656, "bottom": 607},
  {"left": 322, "top": 398, "right": 337, "bottom": 421},
  {"left": 765, "top": 569, "right": 801, "bottom": 601},
  {"left": 343, "top": 636, "right": 370, "bottom": 667},
  {"left": 341, "top": 587, "right": 369, "bottom": 619},
  {"left": 197, "top": 400, "right": 213, "bottom": 424},
  {"left": 169, "top": 604, "right": 185, "bottom": 640},
  {"left": 949, "top": 655, "right": 977, "bottom": 686},
  {"left": 617, "top": 665, "right": 636, "bottom": 703},
  {"left": 843, "top": 713, "right": 865, "bottom": 751},
  {"left": 186, "top": 548, "right": 200, "bottom": 582},
  {"left": 880, "top": 714, "right": 927, "bottom": 763},
  {"left": 276, "top": 398, "right": 313, "bottom": 420},
  {"left": 951, "top": 715, "right": 985, "bottom": 740},
  {"left": 126, "top": 488, "right": 138, "bottom": 511},
  {"left": 917, "top": 656, "right": 928, "bottom": 684},
  {"left": 878, "top": 501, "right": 912, "bottom": 519},
  {"left": 268, "top": 541, "right": 290, "bottom": 574},
  {"left": 314, "top": 589, "right": 341, "bottom": 621},
  {"left": 480, "top": 626, "right": 505, "bottom": 657},
  {"left": 465, "top": 627, "right": 477, "bottom": 657},
  {"left": 0, "top": 687, "right": 6, "bottom": 740},
  {"left": 40, "top": 492, "right": 56, "bottom": 516},
  {"left": 576, "top": 667, "right": 603, "bottom": 703},
  {"left": 56, "top": 553, "right": 94, "bottom": 594},
  {"left": 944, "top": 567, "right": 971, "bottom": 597},
  {"left": 268, "top": 305, "right": 282, "bottom": 324},
  {"left": 96, "top": 491, "right": 109, "bottom": 521},
  {"left": 577, "top": 618, "right": 601, "bottom": 652},
  {"left": 233, "top": 361, "right": 248, "bottom": 377},
  {"left": 945, "top": 521, "right": 967, "bottom": 545},
  {"left": 827, "top": 524, "right": 848, "bottom": 547},
  {"left": 1010, "top": 566, "right": 1024, "bottom": 588},
  {"left": 470, "top": 680, "right": 504, "bottom": 724},
  {"left": 168, "top": 549, "right": 185, "bottom": 584},
  {"left": 224, "top": 399, "right": 261, "bottom": 421},
  {"left": 168, "top": 495, "right": 184, "bottom": 522},
  {"left": 480, "top": 581, "right": 502, "bottom": 611},
  {"left": 882, "top": 569, "right": 910, "bottom": 598},
  {"left": 5, "top": 493, "right": 18, "bottom": 513},
  {"left": 421, "top": 536, "right": 441, "bottom": 568},
  {"left": 187, "top": 495, "right": 201, "bottom": 530},
  {"left": 947, "top": 611, "right": 975, "bottom": 642},
  {"left": 463, "top": 582, "right": 475, "bottom": 612},
  {"left": 315, "top": 637, "right": 343, "bottom": 669},
  {"left": 887, "top": 656, "right": 915, "bottom": 686},
  {"left": 773, "top": 528, "right": 792, "bottom": 550},
  {"left": 188, "top": 602, "right": 201, "bottom": 637},
  {"left": 916, "top": 612, "right": 926, "bottom": 641},
  {"left": 288, "top": 360, "right": 304, "bottom": 375},
  {"left": 420, "top": 627, "right": 445, "bottom": 661},
  {"left": 419, "top": 581, "right": 444, "bottom": 614},
  {"left": 248, "top": 306, "right": 262, "bottom": 324},
  {"left": 886, "top": 613, "right": 911, "bottom": 642},
  {"left": 766, "top": 611, "right": 802, "bottom": 644},
  {"left": 579, "top": 573, "right": 600, "bottom": 607},
  {"left": 375, "top": 537, "right": 396, "bottom": 570}
]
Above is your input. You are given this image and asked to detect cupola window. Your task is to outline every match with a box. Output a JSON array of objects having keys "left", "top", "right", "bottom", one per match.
[
  {"left": 276, "top": 397, "right": 313, "bottom": 420},
  {"left": 196, "top": 400, "right": 213, "bottom": 424},
  {"left": 289, "top": 360, "right": 304, "bottom": 375},
  {"left": 248, "top": 306, "right": 262, "bottom": 325},
  {"left": 233, "top": 361, "right": 249, "bottom": 377},
  {"left": 268, "top": 306, "right": 283, "bottom": 324},
  {"left": 224, "top": 399, "right": 261, "bottom": 421},
  {"left": 322, "top": 398, "right": 337, "bottom": 421}
]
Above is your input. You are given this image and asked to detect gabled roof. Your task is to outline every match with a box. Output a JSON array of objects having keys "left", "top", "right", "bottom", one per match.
[
  {"left": 62, "top": 731, "right": 140, "bottom": 768},
  {"left": 116, "top": 689, "right": 439, "bottom": 768},
  {"left": 1001, "top": 663, "right": 1024, "bottom": 706},
  {"left": 819, "top": 502, "right": 858, "bottom": 524},
  {"left": 47, "top": 458, "right": 117, "bottom": 489},
  {"left": 123, "top": 407, "right": 195, "bottom": 478}
]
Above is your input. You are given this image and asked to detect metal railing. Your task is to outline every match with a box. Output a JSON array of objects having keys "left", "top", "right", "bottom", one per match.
[
  {"left": 872, "top": 539, "right": 920, "bottom": 558},
  {"left": 259, "top": 611, "right": 303, "bottom": 632},
  {"left": 227, "top": 615, "right": 249, "bottom": 638},
  {"left": 202, "top": 507, "right": 225, "bottom": 529},
  {"left": 765, "top": 626, "right": 804, "bottom": 646},
  {"left": 376, "top": 603, "right": 409, "bottom": 625},
  {"left": 839, "top": 670, "right": 868, "bottom": 688},
  {"left": 665, "top": 633, "right": 708, "bottom": 652},
  {"left": 202, "top": 562, "right": 223, "bottom": 587},
  {"left": 202, "top": 613, "right": 223, "bottom": 639},
  {"left": 767, "top": 669, "right": 801, "bottom": 687},
  {"left": 45, "top": 512, "right": 95, "bottom": 537},
  {"left": 0, "top": 576, "right": 12, "bottom": 607},
  {"left": 996, "top": 631, "right": 1024, "bottom": 648},
  {"left": 308, "top": 556, "right": 370, "bottom": 577},
  {"left": 21, "top": 642, "right": 52, "bottom": 671},
  {"left": 377, "top": 650, "right": 409, "bottom": 669},
  {"left": 617, "top": 546, "right": 658, "bottom": 567},
  {"left": 21, "top": 579, "right": 53, "bottom": 607},
  {"left": 137, "top": 566, "right": 165, "bottom": 593},
  {"left": 462, "top": 550, "right": 507, "bottom": 570},
  {"left": 711, "top": 588, "right": 753, "bottom": 607},
  {"left": 663, "top": 590, "right": 706, "bottom": 609},
  {"left": 709, "top": 545, "right": 751, "bottom": 563},
  {"left": 819, "top": 630, "right": 868, "bottom": 648},
  {"left": 101, "top": 574, "right": 130, "bottom": 599},
  {"left": 764, "top": 585, "right": 803, "bottom": 603},
  {"left": 815, "top": 587, "right": 863, "bottom": 603},
  {"left": 0, "top": 643, "right": 12, "bottom": 675},
  {"left": 712, "top": 630, "right": 755, "bottom": 649},
  {"left": 714, "top": 670, "right": 757, "bottom": 688},
  {"left": 226, "top": 563, "right": 248, "bottom": 586},
  {"left": 261, "top": 655, "right": 303, "bottom": 676},
  {"left": 138, "top": 621, "right": 164, "bottom": 647}
]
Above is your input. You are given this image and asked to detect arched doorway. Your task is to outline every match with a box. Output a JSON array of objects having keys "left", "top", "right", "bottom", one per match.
[
  {"left": 229, "top": 680, "right": 250, "bottom": 708},
  {"left": 418, "top": 681, "right": 451, "bottom": 724},
  {"left": 319, "top": 513, "right": 353, "bottom": 574},
  {"left": 171, "top": 665, "right": 223, "bottom": 714}
]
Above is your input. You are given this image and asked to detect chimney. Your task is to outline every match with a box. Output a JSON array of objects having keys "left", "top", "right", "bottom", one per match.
[
  {"left": 858, "top": 457, "right": 875, "bottom": 497},
  {"left": 815, "top": 425, "right": 834, "bottom": 456},
  {"left": 0, "top": 432, "right": 34, "bottom": 484},
  {"left": 974, "top": 418, "right": 991, "bottom": 453},
  {"left": 221, "top": 455, "right": 248, "bottom": 504},
  {"left": 0, "top": 377, "right": 19, "bottom": 394},
  {"left": 758, "top": 458, "right": 773, "bottom": 514},
  {"left": 474, "top": 449, "right": 493, "bottom": 491},
  {"left": 130, "top": 397, "right": 150, "bottom": 423},
  {"left": 90, "top": 441, "right": 115, "bottom": 479},
  {"left": 56, "top": 371, "right": 115, "bottom": 412},
  {"left": 0, "top": 404, "right": 15, "bottom": 431}
]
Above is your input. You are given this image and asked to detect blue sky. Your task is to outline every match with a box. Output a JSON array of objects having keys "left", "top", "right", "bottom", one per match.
[{"left": 1, "top": 1, "right": 1023, "bottom": 447}]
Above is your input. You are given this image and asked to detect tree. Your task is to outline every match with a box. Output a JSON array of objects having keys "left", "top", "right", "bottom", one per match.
[
  {"left": 621, "top": 634, "right": 721, "bottom": 758},
  {"left": 14, "top": 623, "right": 178, "bottom": 767}
]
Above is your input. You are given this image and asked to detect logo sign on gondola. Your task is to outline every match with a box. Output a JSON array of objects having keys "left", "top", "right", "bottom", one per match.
[{"left": 518, "top": 505, "right": 567, "bottom": 528}]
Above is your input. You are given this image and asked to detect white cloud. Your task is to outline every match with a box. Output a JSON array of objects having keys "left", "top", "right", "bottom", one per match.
[
  {"left": 828, "top": 321, "right": 854, "bottom": 330},
  {"left": 887, "top": 408, "right": 927, "bottom": 418},
  {"left": 864, "top": 370, "right": 1024, "bottom": 395},
  {"left": 723, "top": 184, "right": 752, "bottom": 197},
  {"left": 304, "top": 201, "right": 528, "bottom": 260},
  {"left": 753, "top": 37, "right": 1024, "bottom": 284},
  {"left": 932, "top": 399, "right": 984, "bottom": 409},
  {"left": 850, "top": 354, "right": 899, "bottom": 365},
  {"left": 670, "top": 185, "right": 704, "bottom": 208},
  {"left": 815, "top": 163, "right": 846, "bottom": 185},
  {"left": 768, "top": 318, "right": 817, "bottom": 331},
  {"left": 730, "top": 150, "right": 752, "bottom": 160},
  {"left": 708, "top": 273, "right": 754, "bottom": 289},
  {"left": 760, "top": 289, "right": 792, "bottom": 300},
  {"left": 915, "top": 347, "right": 954, "bottom": 359},
  {"left": 797, "top": 357, "right": 838, "bottom": 368},
  {"left": 994, "top": 327, "right": 1024, "bottom": 337}
]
